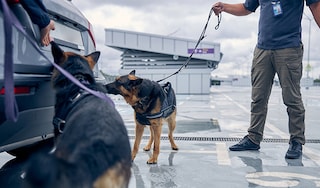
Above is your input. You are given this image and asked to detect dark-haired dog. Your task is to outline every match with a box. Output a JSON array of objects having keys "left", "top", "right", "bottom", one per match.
[
  {"left": 24, "top": 42, "right": 131, "bottom": 188},
  {"left": 105, "top": 70, "right": 178, "bottom": 164}
]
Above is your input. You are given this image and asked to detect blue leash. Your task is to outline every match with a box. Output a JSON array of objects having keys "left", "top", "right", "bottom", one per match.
[{"left": 1, "top": 0, "right": 114, "bottom": 122}]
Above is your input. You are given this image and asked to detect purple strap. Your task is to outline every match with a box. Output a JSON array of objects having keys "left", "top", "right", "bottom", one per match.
[
  {"left": 1, "top": 0, "right": 114, "bottom": 122},
  {"left": 1, "top": 0, "right": 19, "bottom": 122}
]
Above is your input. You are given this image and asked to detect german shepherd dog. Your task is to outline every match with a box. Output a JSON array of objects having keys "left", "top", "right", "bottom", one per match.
[
  {"left": 105, "top": 70, "right": 178, "bottom": 164},
  {"left": 25, "top": 42, "right": 131, "bottom": 188}
]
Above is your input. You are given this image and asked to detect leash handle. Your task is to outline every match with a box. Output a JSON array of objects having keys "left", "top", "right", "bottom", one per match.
[
  {"left": 215, "top": 12, "right": 222, "bottom": 30},
  {"left": 1, "top": 0, "right": 114, "bottom": 122}
]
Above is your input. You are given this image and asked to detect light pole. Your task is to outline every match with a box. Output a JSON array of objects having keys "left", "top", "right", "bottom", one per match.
[{"left": 304, "top": 13, "right": 312, "bottom": 78}]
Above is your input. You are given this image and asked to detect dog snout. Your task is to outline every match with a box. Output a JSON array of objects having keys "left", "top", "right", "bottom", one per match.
[{"left": 105, "top": 83, "right": 120, "bottom": 95}]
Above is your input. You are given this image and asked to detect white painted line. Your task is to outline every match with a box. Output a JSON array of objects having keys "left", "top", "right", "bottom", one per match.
[
  {"left": 223, "top": 93, "right": 288, "bottom": 138},
  {"left": 303, "top": 147, "right": 320, "bottom": 166},
  {"left": 216, "top": 142, "right": 231, "bottom": 166},
  {"left": 246, "top": 172, "right": 320, "bottom": 187},
  {"left": 264, "top": 122, "right": 288, "bottom": 138},
  {"left": 246, "top": 178, "right": 299, "bottom": 187},
  {"left": 177, "top": 102, "right": 184, "bottom": 106},
  {"left": 159, "top": 149, "right": 216, "bottom": 154}
]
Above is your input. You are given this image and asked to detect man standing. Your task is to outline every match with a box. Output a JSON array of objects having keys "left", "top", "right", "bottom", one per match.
[{"left": 212, "top": 0, "right": 320, "bottom": 159}]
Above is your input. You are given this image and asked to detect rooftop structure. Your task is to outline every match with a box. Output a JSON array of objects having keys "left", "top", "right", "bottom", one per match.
[{"left": 105, "top": 28, "right": 222, "bottom": 94}]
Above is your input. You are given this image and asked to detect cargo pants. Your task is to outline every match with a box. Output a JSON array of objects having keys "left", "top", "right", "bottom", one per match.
[{"left": 247, "top": 45, "right": 306, "bottom": 145}]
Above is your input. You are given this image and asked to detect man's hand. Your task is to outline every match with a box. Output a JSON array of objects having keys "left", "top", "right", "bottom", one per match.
[{"left": 212, "top": 2, "right": 224, "bottom": 15}]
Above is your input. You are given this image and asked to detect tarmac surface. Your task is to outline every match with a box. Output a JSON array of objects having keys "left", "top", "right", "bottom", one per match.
[{"left": 1, "top": 86, "right": 320, "bottom": 187}]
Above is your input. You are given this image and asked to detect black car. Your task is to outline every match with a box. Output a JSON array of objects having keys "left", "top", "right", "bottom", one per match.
[{"left": 0, "top": 0, "right": 103, "bottom": 156}]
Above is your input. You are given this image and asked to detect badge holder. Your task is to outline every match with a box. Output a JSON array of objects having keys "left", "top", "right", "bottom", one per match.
[{"left": 272, "top": 1, "right": 283, "bottom": 17}]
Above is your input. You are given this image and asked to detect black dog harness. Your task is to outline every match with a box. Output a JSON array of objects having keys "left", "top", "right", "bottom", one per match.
[
  {"left": 135, "top": 82, "right": 176, "bottom": 125},
  {"left": 52, "top": 75, "right": 92, "bottom": 136},
  {"left": 53, "top": 89, "right": 91, "bottom": 136}
]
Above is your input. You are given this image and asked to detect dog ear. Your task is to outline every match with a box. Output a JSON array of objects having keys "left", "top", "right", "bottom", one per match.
[
  {"left": 129, "top": 70, "right": 136, "bottom": 75},
  {"left": 85, "top": 51, "right": 100, "bottom": 69},
  {"left": 51, "top": 41, "right": 65, "bottom": 65},
  {"left": 86, "top": 51, "right": 100, "bottom": 63}
]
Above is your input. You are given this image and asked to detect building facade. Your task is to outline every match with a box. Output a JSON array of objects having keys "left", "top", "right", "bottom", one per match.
[{"left": 105, "top": 28, "right": 222, "bottom": 94}]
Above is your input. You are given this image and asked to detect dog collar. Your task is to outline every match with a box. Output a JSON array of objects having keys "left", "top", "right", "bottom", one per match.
[{"left": 74, "top": 74, "right": 91, "bottom": 85}]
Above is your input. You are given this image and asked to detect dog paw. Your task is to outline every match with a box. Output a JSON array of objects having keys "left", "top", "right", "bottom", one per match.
[
  {"left": 143, "top": 147, "right": 151, "bottom": 151},
  {"left": 171, "top": 144, "right": 178, "bottom": 150},
  {"left": 131, "top": 154, "right": 136, "bottom": 161},
  {"left": 172, "top": 146, "right": 179, "bottom": 150},
  {"left": 147, "top": 159, "right": 157, "bottom": 164}
]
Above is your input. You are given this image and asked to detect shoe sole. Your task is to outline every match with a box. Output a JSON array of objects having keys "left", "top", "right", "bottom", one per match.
[
  {"left": 229, "top": 147, "right": 260, "bottom": 151},
  {"left": 285, "top": 154, "right": 302, "bottom": 159}
]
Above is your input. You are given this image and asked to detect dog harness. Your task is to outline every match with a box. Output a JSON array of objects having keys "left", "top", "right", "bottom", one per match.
[
  {"left": 135, "top": 82, "right": 176, "bottom": 125},
  {"left": 53, "top": 75, "right": 94, "bottom": 135},
  {"left": 53, "top": 89, "right": 91, "bottom": 136}
]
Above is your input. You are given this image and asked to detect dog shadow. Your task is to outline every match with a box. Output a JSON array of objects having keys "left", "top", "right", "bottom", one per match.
[{"left": 132, "top": 151, "right": 178, "bottom": 188}]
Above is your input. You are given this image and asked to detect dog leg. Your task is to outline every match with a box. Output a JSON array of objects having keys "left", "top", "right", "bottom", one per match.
[
  {"left": 94, "top": 162, "right": 131, "bottom": 188},
  {"left": 147, "top": 123, "right": 162, "bottom": 164},
  {"left": 132, "top": 123, "right": 145, "bottom": 161},
  {"left": 168, "top": 112, "right": 178, "bottom": 150},
  {"left": 143, "top": 126, "right": 153, "bottom": 151}
]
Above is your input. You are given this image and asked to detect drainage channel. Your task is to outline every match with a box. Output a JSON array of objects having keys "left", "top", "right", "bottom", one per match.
[{"left": 128, "top": 136, "right": 320, "bottom": 143}]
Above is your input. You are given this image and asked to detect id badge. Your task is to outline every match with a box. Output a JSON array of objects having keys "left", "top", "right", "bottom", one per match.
[{"left": 272, "top": 1, "right": 282, "bottom": 16}]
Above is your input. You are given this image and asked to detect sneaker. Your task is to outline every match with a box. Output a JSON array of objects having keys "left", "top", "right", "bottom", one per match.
[
  {"left": 285, "top": 140, "right": 302, "bottom": 159},
  {"left": 229, "top": 136, "right": 260, "bottom": 151}
]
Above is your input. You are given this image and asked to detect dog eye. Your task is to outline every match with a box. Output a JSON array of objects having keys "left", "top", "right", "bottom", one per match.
[
  {"left": 115, "top": 80, "right": 123, "bottom": 86},
  {"left": 115, "top": 80, "right": 132, "bottom": 91},
  {"left": 123, "top": 83, "right": 131, "bottom": 90}
]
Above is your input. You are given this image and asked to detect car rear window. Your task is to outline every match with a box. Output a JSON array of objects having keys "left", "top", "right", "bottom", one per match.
[
  {"left": 1, "top": 1, "right": 95, "bottom": 76},
  {"left": 51, "top": 21, "right": 84, "bottom": 50},
  {"left": 0, "top": 9, "right": 87, "bottom": 75}
]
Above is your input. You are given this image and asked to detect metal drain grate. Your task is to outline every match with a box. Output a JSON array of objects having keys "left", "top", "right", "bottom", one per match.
[{"left": 128, "top": 136, "right": 320, "bottom": 143}]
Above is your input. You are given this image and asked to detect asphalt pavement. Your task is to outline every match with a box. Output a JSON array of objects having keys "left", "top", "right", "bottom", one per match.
[
  {"left": 1, "top": 86, "right": 320, "bottom": 188},
  {"left": 124, "top": 86, "right": 320, "bottom": 188}
]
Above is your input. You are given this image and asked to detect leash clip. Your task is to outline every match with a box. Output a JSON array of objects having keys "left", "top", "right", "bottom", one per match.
[{"left": 53, "top": 117, "right": 66, "bottom": 134}]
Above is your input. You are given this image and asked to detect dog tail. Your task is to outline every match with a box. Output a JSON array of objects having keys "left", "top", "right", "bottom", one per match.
[{"left": 24, "top": 153, "right": 60, "bottom": 187}]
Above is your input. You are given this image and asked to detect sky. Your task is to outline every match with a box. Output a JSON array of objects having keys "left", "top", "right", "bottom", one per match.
[{"left": 72, "top": 0, "right": 320, "bottom": 79}]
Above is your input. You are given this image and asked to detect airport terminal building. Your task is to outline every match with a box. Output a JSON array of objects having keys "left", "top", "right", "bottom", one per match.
[{"left": 105, "top": 28, "right": 222, "bottom": 94}]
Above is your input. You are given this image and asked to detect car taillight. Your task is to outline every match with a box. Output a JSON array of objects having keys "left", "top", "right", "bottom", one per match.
[
  {"left": 88, "top": 20, "right": 96, "bottom": 48},
  {"left": 7, "top": 0, "right": 20, "bottom": 4},
  {"left": 0, "top": 86, "right": 31, "bottom": 95}
]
